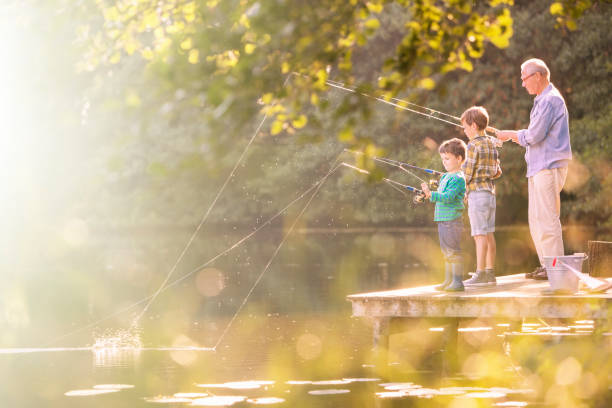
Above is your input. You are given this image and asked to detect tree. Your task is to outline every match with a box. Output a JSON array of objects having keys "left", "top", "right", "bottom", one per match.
[{"left": 83, "top": 0, "right": 514, "bottom": 146}]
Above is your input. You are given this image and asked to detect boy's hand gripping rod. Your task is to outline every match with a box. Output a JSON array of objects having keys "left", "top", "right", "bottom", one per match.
[
  {"left": 340, "top": 162, "right": 427, "bottom": 204},
  {"left": 345, "top": 149, "right": 441, "bottom": 190}
]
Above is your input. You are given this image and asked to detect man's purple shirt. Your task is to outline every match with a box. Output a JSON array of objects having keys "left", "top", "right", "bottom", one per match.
[{"left": 517, "top": 83, "right": 572, "bottom": 177}]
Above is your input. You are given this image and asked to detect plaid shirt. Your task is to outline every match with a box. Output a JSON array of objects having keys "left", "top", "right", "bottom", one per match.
[{"left": 461, "top": 134, "right": 502, "bottom": 194}]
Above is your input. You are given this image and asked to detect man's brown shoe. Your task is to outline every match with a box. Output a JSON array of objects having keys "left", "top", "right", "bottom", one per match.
[
  {"left": 526, "top": 266, "right": 546, "bottom": 279},
  {"left": 533, "top": 267, "right": 548, "bottom": 280}
]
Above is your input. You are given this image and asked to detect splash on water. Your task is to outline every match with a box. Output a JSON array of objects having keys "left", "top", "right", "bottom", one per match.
[
  {"left": 92, "top": 327, "right": 142, "bottom": 367},
  {"left": 92, "top": 327, "right": 142, "bottom": 350}
]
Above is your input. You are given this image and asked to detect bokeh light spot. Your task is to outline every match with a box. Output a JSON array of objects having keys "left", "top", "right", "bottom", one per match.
[
  {"left": 195, "top": 268, "right": 226, "bottom": 297},
  {"left": 564, "top": 159, "right": 590, "bottom": 193},
  {"left": 169, "top": 334, "right": 199, "bottom": 366},
  {"left": 555, "top": 356, "right": 582, "bottom": 385}
]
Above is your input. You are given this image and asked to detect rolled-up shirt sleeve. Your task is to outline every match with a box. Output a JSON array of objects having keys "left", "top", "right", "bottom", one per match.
[{"left": 517, "top": 100, "right": 554, "bottom": 147}]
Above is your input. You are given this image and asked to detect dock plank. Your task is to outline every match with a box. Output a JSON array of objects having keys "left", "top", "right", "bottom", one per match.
[{"left": 347, "top": 274, "right": 612, "bottom": 320}]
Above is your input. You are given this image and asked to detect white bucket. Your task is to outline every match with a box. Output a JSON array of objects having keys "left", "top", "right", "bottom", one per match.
[
  {"left": 547, "top": 267, "right": 579, "bottom": 293},
  {"left": 543, "top": 253, "right": 588, "bottom": 272}
]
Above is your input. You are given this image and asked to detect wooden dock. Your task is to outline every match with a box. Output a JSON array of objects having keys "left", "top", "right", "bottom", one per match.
[{"left": 347, "top": 273, "right": 612, "bottom": 368}]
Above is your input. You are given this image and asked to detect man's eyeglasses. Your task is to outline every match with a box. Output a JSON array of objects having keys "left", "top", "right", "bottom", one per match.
[{"left": 521, "top": 72, "right": 538, "bottom": 83}]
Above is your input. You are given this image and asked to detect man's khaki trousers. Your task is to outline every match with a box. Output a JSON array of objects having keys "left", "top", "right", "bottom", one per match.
[{"left": 528, "top": 167, "right": 568, "bottom": 265}]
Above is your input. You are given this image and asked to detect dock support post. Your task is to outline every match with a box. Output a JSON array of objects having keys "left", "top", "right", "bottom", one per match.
[
  {"left": 441, "top": 318, "right": 459, "bottom": 374},
  {"left": 587, "top": 240, "right": 612, "bottom": 277},
  {"left": 372, "top": 317, "right": 390, "bottom": 370}
]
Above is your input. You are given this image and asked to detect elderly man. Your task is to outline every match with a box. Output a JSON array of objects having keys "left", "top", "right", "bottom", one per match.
[{"left": 497, "top": 58, "right": 572, "bottom": 280}]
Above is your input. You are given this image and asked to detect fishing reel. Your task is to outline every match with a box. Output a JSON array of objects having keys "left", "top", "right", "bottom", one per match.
[
  {"left": 428, "top": 179, "right": 439, "bottom": 191},
  {"left": 413, "top": 192, "right": 426, "bottom": 205}
]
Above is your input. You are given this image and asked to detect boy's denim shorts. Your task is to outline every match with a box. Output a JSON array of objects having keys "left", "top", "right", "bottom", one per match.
[
  {"left": 467, "top": 190, "right": 496, "bottom": 236},
  {"left": 438, "top": 218, "right": 463, "bottom": 263}
]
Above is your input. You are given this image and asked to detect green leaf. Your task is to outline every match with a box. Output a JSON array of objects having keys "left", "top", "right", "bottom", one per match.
[
  {"left": 339, "top": 125, "right": 354, "bottom": 142},
  {"left": 292, "top": 114, "right": 308, "bottom": 129},
  {"left": 417, "top": 78, "right": 436, "bottom": 90},
  {"left": 270, "top": 120, "right": 284, "bottom": 135},
  {"left": 364, "top": 18, "right": 380, "bottom": 30},
  {"left": 550, "top": 2, "right": 564, "bottom": 15}
]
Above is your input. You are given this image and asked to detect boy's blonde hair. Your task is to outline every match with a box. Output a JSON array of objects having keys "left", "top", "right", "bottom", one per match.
[
  {"left": 460, "top": 106, "right": 489, "bottom": 131},
  {"left": 439, "top": 138, "right": 467, "bottom": 161}
]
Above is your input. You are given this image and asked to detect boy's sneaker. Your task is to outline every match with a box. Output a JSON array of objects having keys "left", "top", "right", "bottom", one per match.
[
  {"left": 485, "top": 269, "right": 497, "bottom": 286},
  {"left": 463, "top": 270, "right": 490, "bottom": 287}
]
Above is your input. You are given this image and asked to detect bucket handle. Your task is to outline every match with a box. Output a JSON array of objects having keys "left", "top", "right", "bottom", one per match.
[{"left": 572, "top": 252, "right": 589, "bottom": 261}]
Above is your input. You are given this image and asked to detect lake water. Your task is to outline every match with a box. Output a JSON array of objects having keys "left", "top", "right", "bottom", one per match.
[{"left": 1, "top": 226, "right": 611, "bottom": 406}]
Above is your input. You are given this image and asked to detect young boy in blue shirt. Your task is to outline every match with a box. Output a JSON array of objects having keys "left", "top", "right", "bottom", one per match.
[{"left": 421, "top": 138, "right": 467, "bottom": 291}]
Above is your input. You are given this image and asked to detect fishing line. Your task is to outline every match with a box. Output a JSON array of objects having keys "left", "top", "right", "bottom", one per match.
[
  {"left": 324, "top": 78, "right": 502, "bottom": 146},
  {"left": 326, "top": 79, "right": 463, "bottom": 124},
  {"left": 324, "top": 80, "right": 464, "bottom": 129},
  {"left": 340, "top": 162, "right": 425, "bottom": 203},
  {"left": 133, "top": 76, "right": 295, "bottom": 325},
  {"left": 43, "top": 154, "right": 344, "bottom": 347},
  {"left": 131, "top": 113, "right": 269, "bottom": 325},
  {"left": 346, "top": 150, "right": 428, "bottom": 184},
  {"left": 212, "top": 155, "right": 345, "bottom": 349},
  {"left": 384, "top": 180, "right": 409, "bottom": 197}
]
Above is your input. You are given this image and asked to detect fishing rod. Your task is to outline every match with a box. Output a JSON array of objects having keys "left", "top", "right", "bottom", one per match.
[
  {"left": 344, "top": 149, "right": 441, "bottom": 190},
  {"left": 324, "top": 79, "right": 502, "bottom": 145},
  {"left": 341, "top": 162, "right": 426, "bottom": 204}
]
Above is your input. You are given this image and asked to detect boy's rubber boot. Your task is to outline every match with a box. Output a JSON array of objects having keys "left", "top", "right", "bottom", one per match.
[
  {"left": 435, "top": 263, "right": 452, "bottom": 290},
  {"left": 444, "top": 263, "right": 465, "bottom": 292}
]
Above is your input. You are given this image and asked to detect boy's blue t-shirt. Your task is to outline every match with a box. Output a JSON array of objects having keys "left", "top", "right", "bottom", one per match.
[{"left": 429, "top": 171, "right": 466, "bottom": 222}]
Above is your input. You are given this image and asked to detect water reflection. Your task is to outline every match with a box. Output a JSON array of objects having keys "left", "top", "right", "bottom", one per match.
[
  {"left": 93, "top": 346, "right": 141, "bottom": 367},
  {"left": 308, "top": 389, "right": 351, "bottom": 395},
  {"left": 196, "top": 380, "right": 274, "bottom": 390},
  {"left": 4, "top": 226, "right": 612, "bottom": 407},
  {"left": 143, "top": 396, "right": 194, "bottom": 404},
  {"left": 65, "top": 388, "right": 120, "bottom": 396},
  {"left": 94, "top": 383, "right": 135, "bottom": 390},
  {"left": 191, "top": 396, "right": 247, "bottom": 406},
  {"left": 246, "top": 397, "right": 285, "bottom": 404}
]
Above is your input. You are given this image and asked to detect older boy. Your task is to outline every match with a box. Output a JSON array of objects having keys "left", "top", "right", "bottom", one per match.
[
  {"left": 421, "top": 138, "right": 467, "bottom": 292},
  {"left": 461, "top": 106, "right": 502, "bottom": 286}
]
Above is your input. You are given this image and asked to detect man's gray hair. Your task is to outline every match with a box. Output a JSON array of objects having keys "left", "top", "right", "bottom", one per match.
[{"left": 521, "top": 58, "right": 550, "bottom": 81}]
